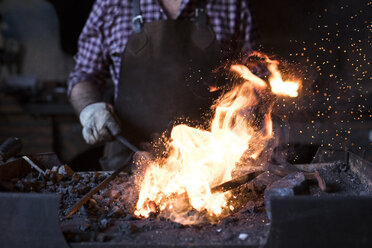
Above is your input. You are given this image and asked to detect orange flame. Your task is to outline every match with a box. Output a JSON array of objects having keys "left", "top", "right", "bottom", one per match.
[
  {"left": 134, "top": 53, "right": 301, "bottom": 224},
  {"left": 250, "top": 51, "right": 301, "bottom": 97}
]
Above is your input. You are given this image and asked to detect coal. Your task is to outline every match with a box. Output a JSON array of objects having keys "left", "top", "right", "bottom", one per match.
[
  {"left": 237, "top": 200, "right": 256, "bottom": 214},
  {"left": 58, "top": 165, "right": 74, "bottom": 179},
  {"left": 250, "top": 171, "right": 282, "bottom": 193},
  {"left": 220, "top": 230, "right": 233, "bottom": 240},
  {"left": 99, "top": 218, "right": 108, "bottom": 230},
  {"left": 61, "top": 218, "right": 91, "bottom": 233}
]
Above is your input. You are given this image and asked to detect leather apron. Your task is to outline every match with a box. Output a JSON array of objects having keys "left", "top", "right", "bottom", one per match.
[{"left": 100, "top": 0, "right": 222, "bottom": 170}]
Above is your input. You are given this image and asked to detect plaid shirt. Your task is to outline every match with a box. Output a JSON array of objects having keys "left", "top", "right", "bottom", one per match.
[{"left": 68, "top": 0, "right": 255, "bottom": 95}]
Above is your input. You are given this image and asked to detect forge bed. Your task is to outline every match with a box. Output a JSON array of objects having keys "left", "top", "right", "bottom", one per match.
[
  {"left": 56, "top": 171, "right": 270, "bottom": 247},
  {"left": 1, "top": 149, "right": 372, "bottom": 248}
]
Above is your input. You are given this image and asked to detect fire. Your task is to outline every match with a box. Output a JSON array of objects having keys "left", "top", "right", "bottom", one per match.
[
  {"left": 134, "top": 53, "right": 301, "bottom": 224},
  {"left": 262, "top": 52, "right": 301, "bottom": 97}
]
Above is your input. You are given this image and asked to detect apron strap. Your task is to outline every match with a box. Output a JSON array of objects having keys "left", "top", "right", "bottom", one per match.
[
  {"left": 132, "top": 0, "right": 143, "bottom": 33},
  {"left": 195, "top": 0, "right": 207, "bottom": 26}
]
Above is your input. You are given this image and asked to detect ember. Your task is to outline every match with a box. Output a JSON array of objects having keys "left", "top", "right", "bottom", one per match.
[{"left": 134, "top": 53, "right": 301, "bottom": 223}]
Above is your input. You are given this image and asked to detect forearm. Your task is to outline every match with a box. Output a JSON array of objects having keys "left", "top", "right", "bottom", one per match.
[{"left": 69, "top": 81, "right": 103, "bottom": 115}]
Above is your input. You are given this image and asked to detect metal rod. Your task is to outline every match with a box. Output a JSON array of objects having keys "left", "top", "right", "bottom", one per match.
[
  {"left": 22, "top": 156, "right": 45, "bottom": 175},
  {"left": 65, "top": 154, "right": 134, "bottom": 218},
  {"left": 115, "top": 135, "right": 139, "bottom": 153},
  {"left": 211, "top": 171, "right": 264, "bottom": 193}
]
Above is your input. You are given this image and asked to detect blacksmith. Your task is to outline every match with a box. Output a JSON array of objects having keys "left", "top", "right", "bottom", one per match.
[{"left": 68, "top": 0, "right": 255, "bottom": 170}]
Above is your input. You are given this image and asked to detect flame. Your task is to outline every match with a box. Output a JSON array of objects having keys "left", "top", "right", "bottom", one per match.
[
  {"left": 251, "top": 51, "right": 301, "bottom": 97},
  {"left": 134, "top": 53, "right": 301, "bottom": 224}
]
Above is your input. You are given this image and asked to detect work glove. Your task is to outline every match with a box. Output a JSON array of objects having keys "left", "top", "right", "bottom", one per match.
[{"left": 79, "top": 102, "right": 121, "bottom": 145}]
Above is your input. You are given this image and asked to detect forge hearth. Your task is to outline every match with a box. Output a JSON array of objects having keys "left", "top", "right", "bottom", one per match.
[{"left": 1, "top": 149, "right": 372, "bottom": 248}]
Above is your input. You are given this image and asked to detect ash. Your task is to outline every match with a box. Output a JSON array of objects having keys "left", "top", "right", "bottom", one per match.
[{"left": 309, "top": 161, "right": 368, "bottom": 196}]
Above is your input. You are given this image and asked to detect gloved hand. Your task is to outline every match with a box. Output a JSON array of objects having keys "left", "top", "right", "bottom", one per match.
[{"left": 79, "top": 102, "right": 121, "bottom": 145}]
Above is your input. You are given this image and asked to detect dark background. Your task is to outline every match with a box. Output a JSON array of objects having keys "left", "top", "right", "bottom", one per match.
[{"left": 0, "top": 0, "right": 370, "bottom": 166}]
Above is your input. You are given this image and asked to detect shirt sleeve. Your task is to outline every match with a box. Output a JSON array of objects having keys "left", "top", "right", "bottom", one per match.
[{"left": 67, "top": 0, "right": 111, "bottom": 95}]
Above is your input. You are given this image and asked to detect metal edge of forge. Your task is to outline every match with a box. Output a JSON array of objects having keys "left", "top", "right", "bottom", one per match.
[
  {"left": 0, "top": 192, "right": 70, "bottom": 248},
  {"left": 349, "top": 152, "right": 372, "bottom": 188},
  {"left": 264, "top": 152, "right": 372, "bottom": 248},
  {"left": 265, "top": 195, "right": 372, "bottom": 248}
]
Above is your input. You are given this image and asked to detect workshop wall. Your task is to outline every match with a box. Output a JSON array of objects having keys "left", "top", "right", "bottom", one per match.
[
  {"left": 0, "top": 0, "right": 95, "bottom": 166},
  {"left": 0, "top": 0, "right": 370, "bottom": 165},
  {"left": 250, "top": 0, "right": 371, "bottom": 160}
]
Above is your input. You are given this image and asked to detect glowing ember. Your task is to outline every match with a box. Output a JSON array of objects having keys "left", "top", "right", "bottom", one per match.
[{"left": 134, "top": 53, "right": 301, "bottom": 224}]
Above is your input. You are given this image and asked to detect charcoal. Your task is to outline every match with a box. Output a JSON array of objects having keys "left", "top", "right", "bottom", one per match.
[
  {"left": 123, "top": 214, "right": 140, "bottom": 221},
  {"left": 46, "top": 171, "right": 56, "bottom": 181},
  {"left": 79, "top": 224, "right": 90, "bottom": 232},
  {"left": 72, "top": 173, "right": 81, "bottom": 184},
  {"left": 93, "top": 172, "right": 106, "bottom": 183},
  {"left": 22, "top": 174, "right": 36, "bottom": 183},
  {"left": 220, "top": 216, "right": 238, "bottom": 226},
  {"left": 61, "top": 218, "right": 91, "bottom": 233},
  {"left": 76, "top": 184, "right": 91, "bottom": 195},
  {"left": 88, "top": 182, "right": 97, "bottom": 190},
  {"left": 254, "top": 200, "right": 265, "bottom": 213},
  {"left": 99, "top": 218, "right": 108, "bottom": 230},
  {"left": 264, "top": 172, "right": 307, "bottom": 220},
  {"left": 108, "top": 206, "right": 125, "bottom": 218},
  {"left": 119, "top": 222, "right": 131, "bottom": 234},
  {"left": 86, "top": 198, "right": 99, "bottom": 210},
  {"left": 129, "top": 224, "right": 139, "bottom": 234},
  {"left": 171, "top": 222, "right": 184, "bottom": 229},
  {"left": 48, "top": 185, "right": 56, "bottom": 192},
  {"left": 54, "top": 174, "right": 64, "bottom": 183},
  {"left": 221, "top": 230, "right": 233, "bottom": 240},
  {"left": 58, "top": 165, "right": 74, "bottom": 179},
  {"left": 98, "top": 173, "right": 109, "bottom": 182},
  {"left": 95, "top": 232, "right": 111, "bottom": 242},
  {"left": 148, "top": 212, "right": 158, "bottom": 219},
  {"left": 237, "top": 200, "right": 256, "bottom": 214},
  {"left": 79, "top": 174, "right": 91, "bottom": 184},
  {"left": 109, "top": 190, "right": 120, "bottom": 199},
  {"left": 251, "top": 171, "right": 282, "bottom": 193},
  {"left": 66, "top": 185, "right": 74, "bottom": 195},
  {"left": 187, "top": 209, "right": 199, "bottom": 217}
]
